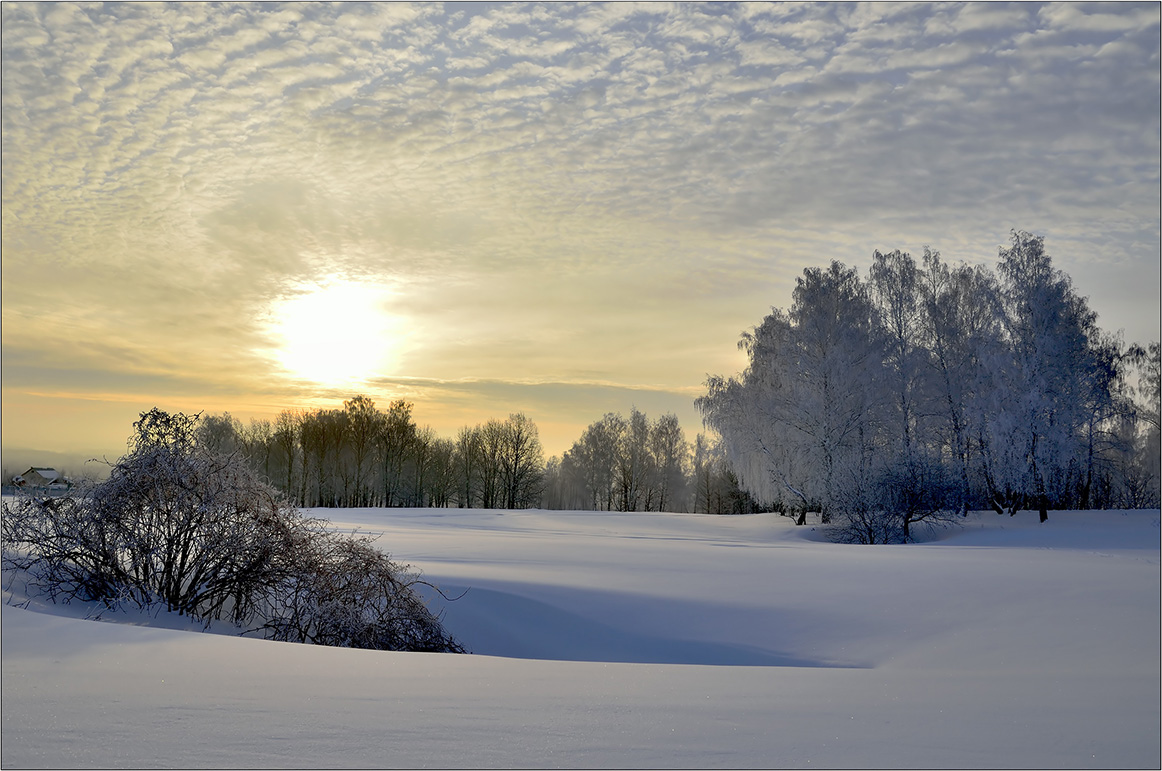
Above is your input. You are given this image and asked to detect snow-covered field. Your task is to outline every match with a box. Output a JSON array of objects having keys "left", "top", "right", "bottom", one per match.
[{"left": 3, "top": 507, "right": 1159, "bottom": 769}]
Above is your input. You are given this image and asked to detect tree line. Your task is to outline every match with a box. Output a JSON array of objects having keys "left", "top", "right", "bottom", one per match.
[
  {"left": 698, "top": 231, "right": 1160, "bottom": 541},
  {"left": 194, "top": 398, "right": 752, "bottom": 514}
]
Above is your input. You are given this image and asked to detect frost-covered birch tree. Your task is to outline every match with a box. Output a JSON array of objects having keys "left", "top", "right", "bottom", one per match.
[
  {"left": 918, "top": 250, "right": 1003, "bottom": 516},
  {"left": 990, "top": 230, "right": 1105, "bottom": 521},
  {"left": 700, "top": 261, "right": 887, "bottom": 525}
]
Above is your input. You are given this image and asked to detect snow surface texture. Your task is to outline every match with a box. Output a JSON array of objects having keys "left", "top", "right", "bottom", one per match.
[{"left": 3, "top": 508, "right": 1159, "bottom": 769}]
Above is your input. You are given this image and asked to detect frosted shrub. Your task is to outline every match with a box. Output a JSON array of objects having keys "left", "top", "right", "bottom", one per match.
[
  {"left": 829, "top": 454, "right": 959, "bottom": 544},
  {"left": 256, "top": 532, "right": 465, "bottom": 652},
  {"left": 828, "top": 483, "right": 906, "bottom": 545},
  {"left": 1, "top": 408, "right": 464, "bottom": 654}
]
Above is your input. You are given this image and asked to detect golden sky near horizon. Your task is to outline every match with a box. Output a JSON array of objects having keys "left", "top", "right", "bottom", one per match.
[{"left": 3, "top": 1, "right": 1160, "bottom": 462}]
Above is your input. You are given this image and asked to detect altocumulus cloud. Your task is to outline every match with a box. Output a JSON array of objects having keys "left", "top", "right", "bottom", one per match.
[{"left": 2, "top": 2, "right": 1159, "bottom": 457}]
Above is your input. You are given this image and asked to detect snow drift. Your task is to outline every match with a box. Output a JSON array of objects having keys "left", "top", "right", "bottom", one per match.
[{"left": 3, "top": 507, "right": 1159, "bottom": 768}]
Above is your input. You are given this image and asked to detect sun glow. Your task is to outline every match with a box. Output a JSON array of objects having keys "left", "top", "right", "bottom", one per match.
[{"left": 268, "top": 279, "right": 403, "bottom": 387}]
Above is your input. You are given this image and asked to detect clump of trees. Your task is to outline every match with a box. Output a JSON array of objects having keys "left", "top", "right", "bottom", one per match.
[
  {"left": 1, "top": 408, "right": 465, "bottom": 653},
  {"left": 194, "top": 398, "right": 544, "bottom": 511},
  {"left": 690, "top": 433, "right": 769, "bottom": 515},
  {"left": 698, "top": 231, "right": 1161, "bottom": 542},
  {"left": 542, "top": 408, "right": 689, "bottom": 512},
  {"left": 539, "top": 408, "right": 761, "bottom": 514}
]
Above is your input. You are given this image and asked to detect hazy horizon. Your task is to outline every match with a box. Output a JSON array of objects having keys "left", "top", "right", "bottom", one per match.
[{"left": 4, "top": 2, "right": 1160, "bottom": 463}]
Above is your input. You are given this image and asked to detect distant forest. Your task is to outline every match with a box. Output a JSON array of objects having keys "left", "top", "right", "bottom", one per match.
[
  {"left": 190, "top": 400, "right": 753, "bottom": 516},
  {"left": 182, "top": 232, "right": 1159, "bottom": 533}
]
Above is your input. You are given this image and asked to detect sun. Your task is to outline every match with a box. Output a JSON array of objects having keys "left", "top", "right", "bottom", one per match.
[{"left": 268, "top": 278, "right": 402, "bottom": 387}]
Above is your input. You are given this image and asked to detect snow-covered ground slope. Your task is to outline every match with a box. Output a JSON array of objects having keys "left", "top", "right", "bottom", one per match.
[{"left": 3, "top": 508, "right": 1159, "bottom": 769}]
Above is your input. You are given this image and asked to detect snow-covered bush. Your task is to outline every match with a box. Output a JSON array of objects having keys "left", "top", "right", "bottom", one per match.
[
  {"left": 828, "top": 455, "right": 960, "bottom": 544},
  {"left": 827, "top": 470, "right": 905, "bottom": 545},
  {"left": 254, "top": 531, "right": 465, "bottom": 652},
  {"left": 1, "top": 408, "right": 464, "bottom": 653}
]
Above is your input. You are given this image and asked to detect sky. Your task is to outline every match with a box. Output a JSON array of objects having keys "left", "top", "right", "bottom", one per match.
[{"left": 3, "top": 1, "right": 1160, "bottom": 466}]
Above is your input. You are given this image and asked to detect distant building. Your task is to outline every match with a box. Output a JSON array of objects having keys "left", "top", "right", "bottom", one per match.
[{"left": 11, "top": 467, "right": 70, "bottom": 491}]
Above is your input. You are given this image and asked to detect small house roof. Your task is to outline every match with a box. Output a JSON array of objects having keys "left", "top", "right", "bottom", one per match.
[{"left": 20, "top": 467, "right": 62, "bottom": 482}]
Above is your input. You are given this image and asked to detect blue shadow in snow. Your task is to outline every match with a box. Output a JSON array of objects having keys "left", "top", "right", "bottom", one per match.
[{"left": 417, "top": 584, "right": 869, "bottom": 669}]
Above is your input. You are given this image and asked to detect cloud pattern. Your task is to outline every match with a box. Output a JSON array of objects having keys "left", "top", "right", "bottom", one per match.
[{"left": 2, "top": 2, "right": 1159, "bottom": 453}]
